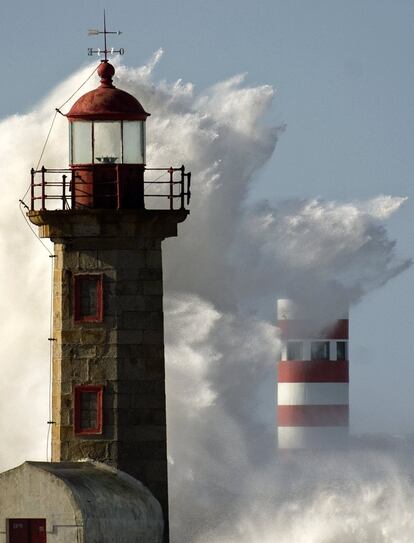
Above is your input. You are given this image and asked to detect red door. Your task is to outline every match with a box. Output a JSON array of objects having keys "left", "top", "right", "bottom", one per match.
[
  {"left": 29, "top": 520, "right": 46, "bottom": 543},
  {"left": 8, "top": 520, "right": 29, "bottom": 543},
  {"left": 8, "top": 520, "right": 46, "bottom": 543}
]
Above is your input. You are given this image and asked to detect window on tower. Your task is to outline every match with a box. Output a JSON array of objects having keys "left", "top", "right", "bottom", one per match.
[
  {"left": 74, "top": 385, "right": 103, "bottom": 435},
  {"left": 286, "top": 341, "right": 303, "bottom": 360},
  {"left": 336, "top": 341, "right": 348, "bottom": 360},
  {"left": 311, "top": 341, "right": 330, "bottom": 361},
  {"left": 73, "top": 274, "right": 103, "bottom": 322}
]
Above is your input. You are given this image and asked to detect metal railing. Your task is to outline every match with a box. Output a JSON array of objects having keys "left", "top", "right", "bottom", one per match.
[{"left": 29, "top": 165, "right": 191, "bottom": 212}]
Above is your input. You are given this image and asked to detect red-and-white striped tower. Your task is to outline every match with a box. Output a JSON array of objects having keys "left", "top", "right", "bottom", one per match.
[{"left": 277, "top": 299, "right": 349, "bottom": 449}]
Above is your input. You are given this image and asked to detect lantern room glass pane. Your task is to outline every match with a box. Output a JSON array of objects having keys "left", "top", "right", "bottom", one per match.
[
  {"left": 123, "top": 121, "right": 145, "bottom": 163},
  {"left": 94, "top": 121, "right": 121, "bottom": 164},
  {"left": 71, "top": 122, "right": 92, "bottom": 164}
]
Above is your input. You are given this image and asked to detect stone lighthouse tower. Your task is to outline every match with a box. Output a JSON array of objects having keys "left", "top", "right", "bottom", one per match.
[{"left": 21, "top": 54, "right": 190, "bottom": 542}]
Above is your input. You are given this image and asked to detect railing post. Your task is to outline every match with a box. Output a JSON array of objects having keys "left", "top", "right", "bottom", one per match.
[
  {"left": 30, "top": 168, "right": 35, "bottom": 211},
  {"left": 116, "top": 164, "right": 121, "bottom": 210},
  {"left": 62, "top": 175, "right": 67, "bottom": 210},
  {"left": 41, "top": 166, "right": 46, "bottom": 211},
  {"left": 169, "top": 167, "right": 174, "bottom": 210},
  {"left": 71, "top": 170, "right": 75, "bottom": 209},
  {"left": 186, "top": 172, "right": 192, "bottom": 206},
  {"left": 180, "top": 165, "right": 186, "bottom": 210}
]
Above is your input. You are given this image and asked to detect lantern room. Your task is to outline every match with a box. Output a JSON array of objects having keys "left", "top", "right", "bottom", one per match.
[
  {"left": 28, "top": 60, "right": 191, "bottom": 213},
  {"left": 68, "top": 61, "right": 148, "bottom": 166},
  {"left": 67, "top": 60, "right": 150, "bottom": 209}
]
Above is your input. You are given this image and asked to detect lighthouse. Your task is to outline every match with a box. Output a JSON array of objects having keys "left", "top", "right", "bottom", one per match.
[
  {"left": 276, "top": 299, "right": 349, "bottom": 449},
  {"left": 0, "top": 29, "right": 191, "bottom": 543}
]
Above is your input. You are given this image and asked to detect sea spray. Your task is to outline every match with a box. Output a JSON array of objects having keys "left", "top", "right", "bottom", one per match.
[{"left": 0, "top": 51, "right": 410, "bottom": 542}]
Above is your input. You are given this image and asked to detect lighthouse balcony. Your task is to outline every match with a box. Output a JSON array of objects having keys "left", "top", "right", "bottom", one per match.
[{"left": 28, "top": 165, "right": 191, "bottom": 212}]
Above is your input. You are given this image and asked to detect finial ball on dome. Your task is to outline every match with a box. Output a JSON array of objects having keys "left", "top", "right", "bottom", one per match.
[{"left": 98, "top": 61, "right": 115, "bottom": 87}]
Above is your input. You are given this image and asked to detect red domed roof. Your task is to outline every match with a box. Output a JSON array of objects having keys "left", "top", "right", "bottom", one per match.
[{"left": 67, "top": 61, "right": 150, "bottom": 121}]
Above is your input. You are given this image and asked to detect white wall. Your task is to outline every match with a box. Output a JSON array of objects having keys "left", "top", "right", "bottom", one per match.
[{"left": 0, "top": 464, "right": 81, "bottom": 543}]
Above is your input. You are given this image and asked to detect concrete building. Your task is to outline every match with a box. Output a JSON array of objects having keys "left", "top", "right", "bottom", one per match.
[
  {"left": 0, "top": 461, "right": 163, "bottom": 543},
  {"left": 0, "top": 40, "right": 191, "bottom": 543},
  {"left": 277, "top": 299, "right": 349, "bottom": 449}
]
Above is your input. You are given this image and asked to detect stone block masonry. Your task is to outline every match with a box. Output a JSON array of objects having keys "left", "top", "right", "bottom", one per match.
[{"left": 29, "top": 208, "right": 188, "bottom": 535}]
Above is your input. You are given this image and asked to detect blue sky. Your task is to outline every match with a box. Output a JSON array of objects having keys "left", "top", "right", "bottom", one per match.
[
  {"left": 4, "top": 1, "right": 413, "bottom": 202},
  {"left": 2, "top": 0, "right": 414, "bottom": 434}
]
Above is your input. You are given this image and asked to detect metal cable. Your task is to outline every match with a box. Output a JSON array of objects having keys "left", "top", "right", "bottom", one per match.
[
  {"left": 18, "top": 202, "right": 53, "bottom": 256},
  {"left": 57, "top": 63, "right": 99, "bottom": 111},
  {"left": 20, "top": 64, "right": 100, "bottom": 205},
  {"left": 46, "top": 254, "right": 55, "bottom": 461},
  {"left": 35, "top": 110, "right": 58, "bottom": 172},
  {"left": 18, "top": 64, "right": 102, "bottom": 461},
  {"left": 144, "top": 170, "right": 168, "bottom": 188}
]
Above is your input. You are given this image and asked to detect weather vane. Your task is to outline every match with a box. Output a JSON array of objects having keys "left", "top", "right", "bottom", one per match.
[{"left": 88, "top": 10, "right": 124, "bottom": 61}]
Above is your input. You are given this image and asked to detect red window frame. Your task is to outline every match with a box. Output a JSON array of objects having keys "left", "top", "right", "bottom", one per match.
[
  {"left": 73, "top": 273, "right": 103, "bottom": 323},
  {"left": 74, "top": 385, "right": 103, "bottom": 435}
]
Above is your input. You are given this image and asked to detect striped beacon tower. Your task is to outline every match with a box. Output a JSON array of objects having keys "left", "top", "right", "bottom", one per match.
[{"left": 277, "top": 299, "right": 349, "bottom": 449}]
